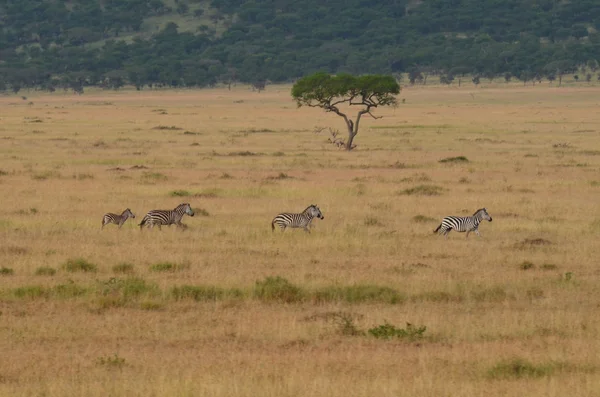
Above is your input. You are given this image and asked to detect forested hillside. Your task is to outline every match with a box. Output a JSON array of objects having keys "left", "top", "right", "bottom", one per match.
[{"left": 1, "top": 0, "right": 599, "bottom": 92}]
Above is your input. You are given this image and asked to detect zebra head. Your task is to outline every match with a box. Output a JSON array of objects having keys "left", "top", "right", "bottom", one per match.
[
  {"left": 123, "top": 208, "right": 135, "bottom": 219},
  {"left": 179, "top": 203, "right": 195, "bottom": 217},
  {"left": 474, "top": 208, "right": 492, "bottom": 222},
  {"left": 308, "top": 204, "right": 324, "bottom": 220}
]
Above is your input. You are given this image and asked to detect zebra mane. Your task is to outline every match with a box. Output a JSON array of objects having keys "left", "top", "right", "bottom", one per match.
[
  {"left": 302, "top": 204, "right": 316, "bottom": 213},
  {"left": 473, "top": 208, "right": 487, "bottom": 216},
  {"left": 175, "top": 203, "right": 190, "bottom": 209}
]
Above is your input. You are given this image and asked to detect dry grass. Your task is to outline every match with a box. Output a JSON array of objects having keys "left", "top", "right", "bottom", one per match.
[{"left": 1, "top": 84, "right": 600, "bottom": 396}]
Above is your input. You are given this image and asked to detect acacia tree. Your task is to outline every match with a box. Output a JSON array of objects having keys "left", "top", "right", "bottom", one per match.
[{"left": 291, "top": 73, "right": 400, "bottom": 151}]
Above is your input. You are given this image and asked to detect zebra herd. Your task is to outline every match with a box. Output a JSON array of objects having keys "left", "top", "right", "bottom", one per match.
[
  {"left": 102, "top": 203, "right": 194, "bottom": 230},
  {"left": 102, "top": 203, "right": 492, "bottom": 239}
]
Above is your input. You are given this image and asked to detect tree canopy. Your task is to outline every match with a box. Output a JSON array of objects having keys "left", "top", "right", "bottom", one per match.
[{"left": 292, "top": 73, "right": 400, "bottom": 150}]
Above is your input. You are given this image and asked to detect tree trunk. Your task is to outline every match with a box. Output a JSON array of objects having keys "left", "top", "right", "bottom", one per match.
[{"left": 345, "top": 118, "right": 356, "bottom": 151}]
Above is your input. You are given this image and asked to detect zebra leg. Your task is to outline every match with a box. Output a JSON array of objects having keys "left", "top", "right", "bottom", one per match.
[
  {"left": 475, "top": 229, "right": 482, "bottom": 237},
  {"left": 303, "top": 227, "right": 310, "bottom": 233},
  {"left": 466, "top": 230, "right": 470, "bottom": 238}
]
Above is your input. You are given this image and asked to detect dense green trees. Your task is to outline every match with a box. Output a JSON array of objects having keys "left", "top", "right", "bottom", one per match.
[{"left": 0, "top": 0, "right": 599, "bottom": 93}]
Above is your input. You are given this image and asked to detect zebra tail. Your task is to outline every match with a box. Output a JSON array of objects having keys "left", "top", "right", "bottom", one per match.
[
  {"left": 271, "top": 220, "right": 275, "bottom": 232},
  {"left": 139, "top": 217, "right": 147, "bottom": 229},
  {"left": 433, "top": 223, "right": 442, "bottom": 234}
]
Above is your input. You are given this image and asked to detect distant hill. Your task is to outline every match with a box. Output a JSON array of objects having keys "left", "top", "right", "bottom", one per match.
[{"left": 0, "top": 0, "right": 599, "bottom": 92}]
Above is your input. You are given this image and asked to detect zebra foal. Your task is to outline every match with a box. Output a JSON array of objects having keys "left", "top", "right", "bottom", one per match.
[
  {"left": 433, "top": 208, "right": 492, "bottom": 239},
  {"left": 139, "top": 203, "right": 195, "bottom": 230},
  {"left": 101, "top": 208, "right": 135, "bottom": 229},
  {"left": 271, "top": 204, "right": 324, "bottom": 233}
]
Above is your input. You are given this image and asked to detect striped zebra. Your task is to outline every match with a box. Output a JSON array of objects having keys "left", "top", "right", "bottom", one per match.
[
  {"left": 101, "top": 208, "right": 135, "bottom": 229},
  {"left": 139, "top": 203, "right": 195, "bottom": 230},
  {"left": 271, "top": 204, "right": 324, "bottom": 233},
  {"left": 433, "top": 208, "right": 492, "bottom": 239}
]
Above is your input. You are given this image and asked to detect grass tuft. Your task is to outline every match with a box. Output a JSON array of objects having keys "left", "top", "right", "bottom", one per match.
[
  {"left": 112, "top": 263, "right": 135, "bottom": 274},
  {"left": 254, "top": 276, "right": 304, "bottom": 303},
  {"left": 439, "top": 156, "right": 469, "bottom": 164},
  {"left": 0, "top": 267, "right": 14, "bottom": 276},
  {"left": 169, "top": 189, "right": 190, "bottom": 197},
  {"left": 172, "top": 285, "right": 243, "bottom": 302},
  {"left": 152, "top": 125, "right": 182, "bottom": 130},
  {"left": 519, "top": 261, "right": 535, "bottom": 270},
  {"left": 368, "top": 322, "right": 427, "bottom": 340},
  {"left": 63, "top": 258, "right": 97, "bottom": 273},
  {"left": 35, "top": 267, "right": 56, "bottom": 276},
  {"left": 399, "top": 185, "right": 445, "bottom": 196},
  {"left": 487, "top": 358, "right": 558, "bottom": 379},
  {"left": 313, "top": 285, "right": 405, "bottom": 304},
  {"left": 412, "top": 215, "right": 436, "bottom": 223},
  {"left": 149, "top": 262, "right": 189, "bottom": 272}
]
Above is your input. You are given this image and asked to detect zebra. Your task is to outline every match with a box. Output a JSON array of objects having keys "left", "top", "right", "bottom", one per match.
[
  {"left": 271, "top": 204, "right": 324, "bottom": 233},
  {"left": 433, "top": 208, "right": 492, "bottom": 239},
  {"left": 138, "top": 203, "right": 195, "bottom": 230},
  {"left": 101, "top": 208, "right": 135, "bottom": 229}
]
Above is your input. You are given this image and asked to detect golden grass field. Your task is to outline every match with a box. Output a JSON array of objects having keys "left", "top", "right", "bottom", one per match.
[{"left": 1, "top": 83, "right": 600, "bottom": 396}]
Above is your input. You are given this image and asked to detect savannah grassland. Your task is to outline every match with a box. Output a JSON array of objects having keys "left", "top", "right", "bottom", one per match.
[{"left": 1, "top": 83, "right": 600, "bottom": 397}]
